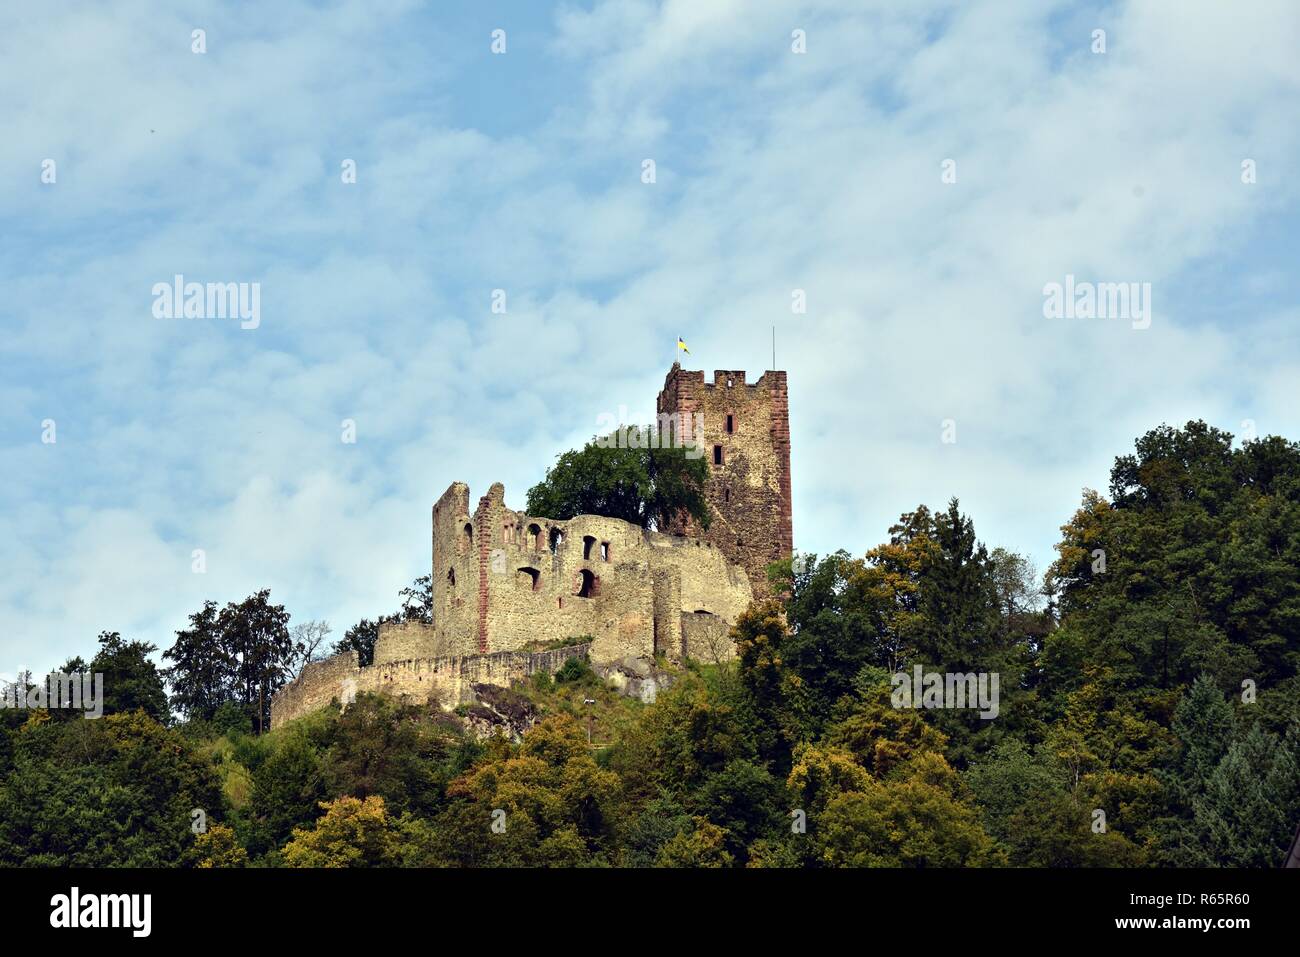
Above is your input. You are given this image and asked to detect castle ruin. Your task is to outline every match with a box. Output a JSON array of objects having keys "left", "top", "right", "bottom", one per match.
[{"left": 270, "top": 364, "right": 792, "bottom": 728}]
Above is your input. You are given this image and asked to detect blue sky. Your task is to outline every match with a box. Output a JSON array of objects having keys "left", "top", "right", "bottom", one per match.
[{"left": 3, "top": 0, "right": 1299, "bottom": 671}]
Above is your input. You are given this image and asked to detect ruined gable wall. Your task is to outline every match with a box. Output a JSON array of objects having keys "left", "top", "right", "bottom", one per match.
[{"left": 432, "top": 482, "right": 478, "bottom": 656}]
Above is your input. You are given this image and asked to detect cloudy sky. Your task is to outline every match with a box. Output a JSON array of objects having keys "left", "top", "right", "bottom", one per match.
[{"left": 2, "top": 0, "right": 1298, "bottom": 671}]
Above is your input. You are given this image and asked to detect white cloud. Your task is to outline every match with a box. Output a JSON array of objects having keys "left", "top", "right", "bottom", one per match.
[{"left": 3, "top": 0, "right": 1299, "bottom": 670}]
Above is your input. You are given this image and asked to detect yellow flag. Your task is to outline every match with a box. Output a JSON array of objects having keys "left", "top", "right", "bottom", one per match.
[{"left": 677, "top": 337, "right": 690, "bottom": 355}]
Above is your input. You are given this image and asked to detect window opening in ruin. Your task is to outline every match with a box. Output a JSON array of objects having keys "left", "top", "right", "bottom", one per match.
[
  {"left": 600, "top": 542, "right": 610, "bottom": 562},
  {"left": 576, "top": 569, "right": 599, "bottom": 598},
  {"left": 447, "top": 568, "right": 455, "bottom": 588},
  {"left": 713, "top": 445, "right": 723, "bottom": 465},
  {"left": 583, "top": 535, "right": 596, "bottom": 560},
  {"left": 723, "top": 488, "right": 730, "bottom": 503},
  {"left": 518, "top": 567, "right": 541, "bottom": 592},
  {"left": 726, "top": 414, "right": 734, "bottom": 434},
  {"left": 463, "top": 522, "right": 473, "bottom": 550},
  {"left": 528, "top": 523, "right": 542, "bottom": 550},
  {"left": 549, "top": 528, "right": 563, "bottom": 554}
]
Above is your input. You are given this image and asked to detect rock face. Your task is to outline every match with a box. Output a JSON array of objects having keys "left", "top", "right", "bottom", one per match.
[
  {"left": 594, "top": 658, "right": 677, "bottom": 704},
  {"left": 270, "top": 362, "right": 792, "bottom": 730},
  {"left": 460, "top": 684, "right": 540, "bottom": 742}
]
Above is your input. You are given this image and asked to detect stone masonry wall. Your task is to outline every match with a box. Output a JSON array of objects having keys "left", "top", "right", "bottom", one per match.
[
  {"left": 374, "top": 620, "right": 452, "bottom": 665},
  {"left": 429, "top": 485, "right": 749, "bottom": 662},
  {"left": 270, "top": 644, "right": 591, "bottom": 729},
  {"left": 656, "top": 365, "right": 792, "bottom": 600}
]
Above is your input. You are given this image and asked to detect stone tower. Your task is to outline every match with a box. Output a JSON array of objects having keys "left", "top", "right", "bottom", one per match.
[{"left": 656, "top": 364, "right": 793, "bottom": 599}]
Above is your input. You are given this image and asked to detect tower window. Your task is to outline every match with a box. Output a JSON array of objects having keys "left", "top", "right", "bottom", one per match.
[
  {"left": 576, "top": 569, "right": 599, "bottom": 598},
  {"left": 725, "top": 414, "right": 734, "bottom": 434},
  {"left": 583, "top": 535, "right": 596, "bottom": 560},
  {"left": 600, "top": 542, "right": 610, "bottom": 562},
  {"left": 462, "top": 522, "right": 473, "bottom": 551},
  {"left": 528, "top": 523, "right": 542, "bottom": 550},
  {"left": 713, "top": 445, "right": 723, "bottom": 466},
  {"left": 723, "top": 488, "right": 730, "bottom": 503},
  {"left": 549, "top": 528, "right": 564, "bottom": 553}
]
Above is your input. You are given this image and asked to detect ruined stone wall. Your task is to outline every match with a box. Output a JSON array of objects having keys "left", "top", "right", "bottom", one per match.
[
  {"left": 657, "top": 365, "right": 792, "bottom": 599},
  {"left": 422, "top": 482, "right": 752, "bottom": 665},
  {"left": 646, "top": 530, "right": 752, "bottom": 623},
  {"left": 431, "top": 482, "right": 479, "bottom": 657},
  {"left": 270, "top": 644, "right": 592, "bottom": 728},
  {"left": 680, "top": 611, "right": 735, "bottom": 664},
  {"left": 374, "top": 620, "right": 447, "bottom": 664},
  {"left": 270, "top": 651, "right": 360, "bottom": 728}
]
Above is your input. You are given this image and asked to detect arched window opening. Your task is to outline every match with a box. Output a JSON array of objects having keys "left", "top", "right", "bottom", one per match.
[
  {"left": 518, "top": 567, "right": 541, "bottom": 592},
  {"left": 600, "top": 541, "right": 610, "bottom": 562},
  {"left": 528, "top": 523, "right": 542, "bottom": 550},
  {"left": 576, "top": 569, "right": 599, "bottom": 598},
  {"left": 549, "top": 528, "right": 564, "bottom": 554},
  {"left": 462, "top": 522, "right": 473, "bottom": 552},
  {"left": 583, "top": 535, "right": 596, "bottom": 560}
]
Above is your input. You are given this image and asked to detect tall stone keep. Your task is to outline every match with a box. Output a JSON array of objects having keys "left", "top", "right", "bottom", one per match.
[{"left": 657, "top": 364, "right": 793, "bottom": 599}]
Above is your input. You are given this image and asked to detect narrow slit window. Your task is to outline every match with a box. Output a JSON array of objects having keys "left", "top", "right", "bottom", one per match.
[{"left": 713, "top": 445, "right": 723, "bottom": 466}]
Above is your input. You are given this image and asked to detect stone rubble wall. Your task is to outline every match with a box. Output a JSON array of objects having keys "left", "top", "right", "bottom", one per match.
[{"left": 270, "top": 643, "right": 591, "bottom": 729}]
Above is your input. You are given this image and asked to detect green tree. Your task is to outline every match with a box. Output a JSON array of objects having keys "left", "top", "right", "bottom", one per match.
[
  {"left": 1191, "top": 720, "right": 1300, "bottom": 867},
  {"left": 88, "top": 631, "right": 169, "bottom": 722},
  {"left": 0, "top": 711, "right": 223, "bottom": 867},
  {"left": 282, "top": 796, "right": 399, "bottom": 868},
  {"left": 221, "top": 590, "right": 293, "bottom": 734},
  {"left": 187, "top": 824, "right": 249, "bottom": 868},
  {"left": 163, "top": 601, "right": 232, "bottom": 722},
  {"left": 248, "top": 731, "right": 327, "bottom": 855},
  {"left": 525, "top": 432, "right": 711, "bottom": 531},
  {"left": 813, "top": 755, "right": 1000, "bottom": 867}
]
